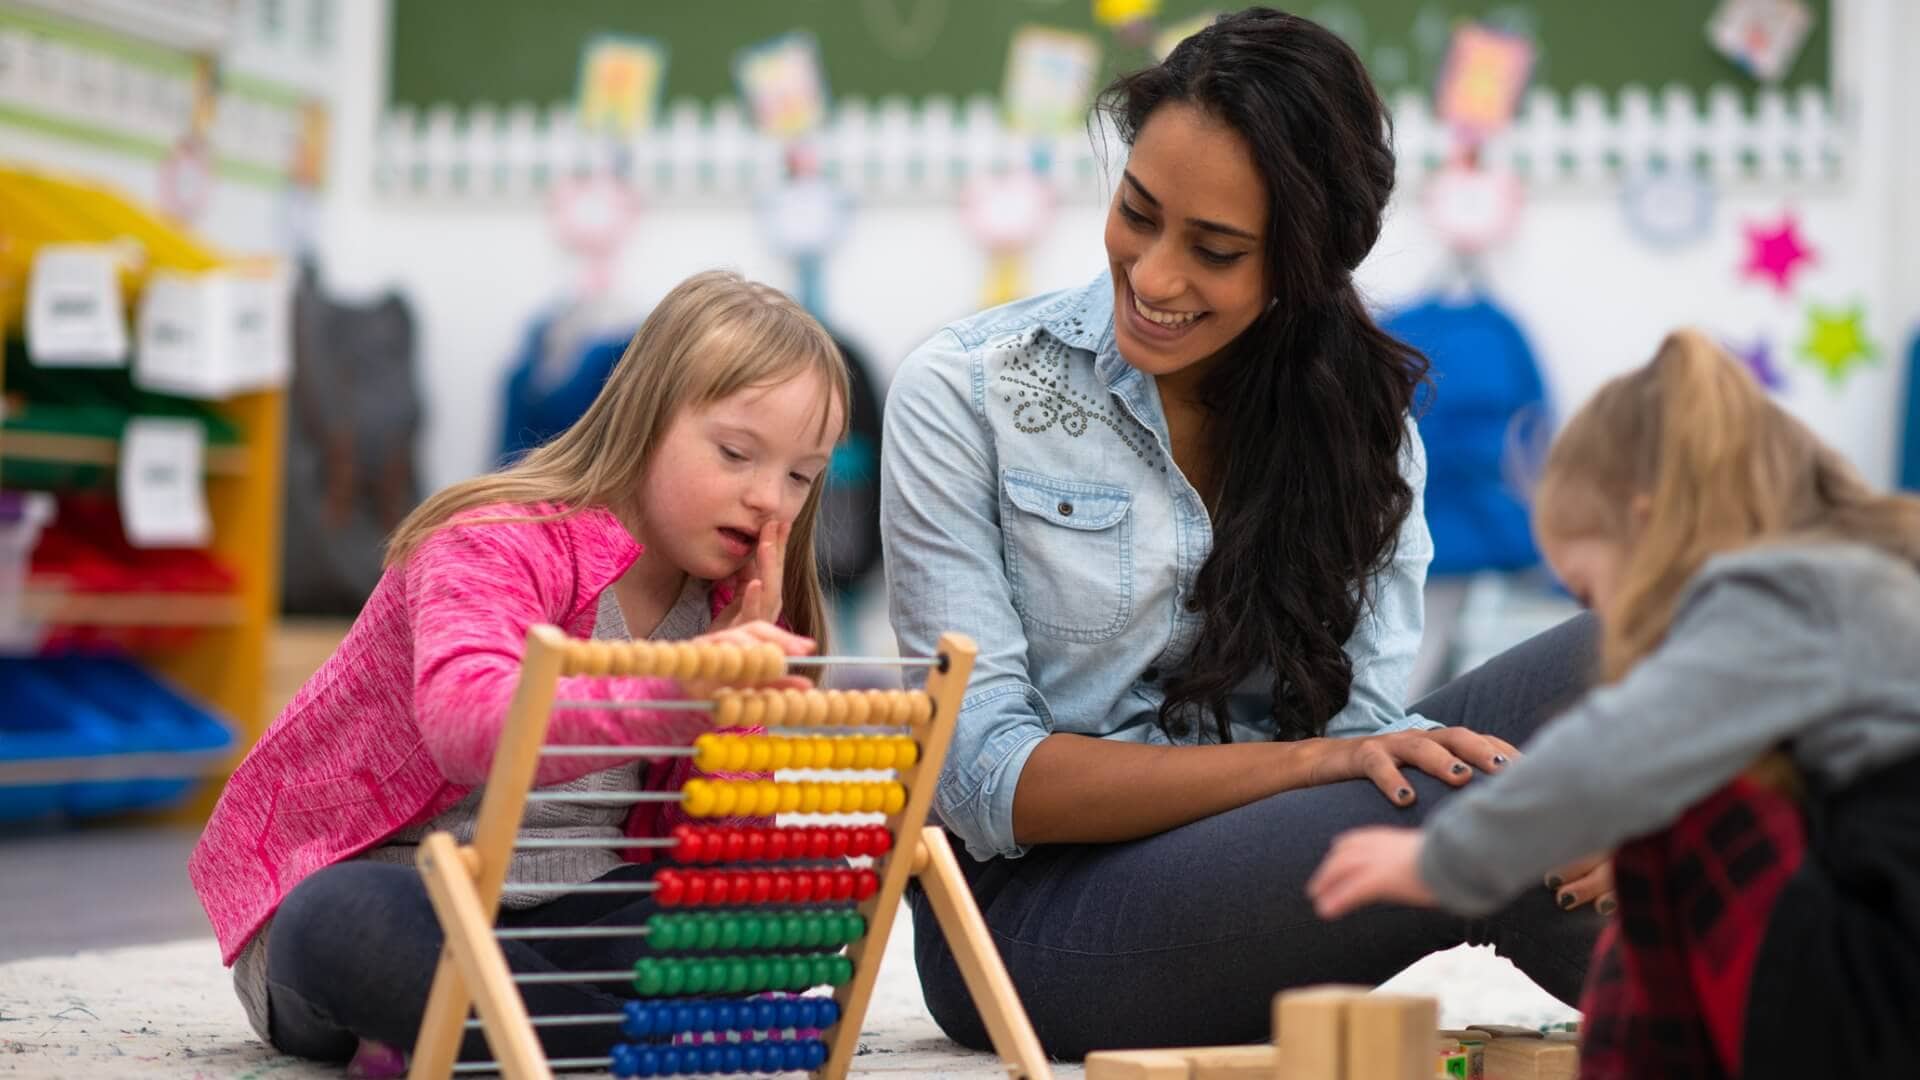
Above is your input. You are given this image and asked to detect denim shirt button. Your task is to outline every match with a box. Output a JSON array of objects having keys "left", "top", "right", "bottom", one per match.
[{"left": 1056, "top": 501, "right": 1073, "bottom": 517}]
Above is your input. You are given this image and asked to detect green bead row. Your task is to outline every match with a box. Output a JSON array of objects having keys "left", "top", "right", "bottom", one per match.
[
  {"left": 631, "top": 952, "right": 855, "bottom": 998},
  {"left": 646, "top": 910, "right": 867, "bottom": 953}
]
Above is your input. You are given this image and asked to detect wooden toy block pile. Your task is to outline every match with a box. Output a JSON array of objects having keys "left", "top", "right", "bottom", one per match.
[{"left": 1084, "top": 987, "right": 1579, "bottom": 1080}]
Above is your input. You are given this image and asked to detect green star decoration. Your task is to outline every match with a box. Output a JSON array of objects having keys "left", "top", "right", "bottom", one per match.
[{"left": 1797, "top": 304, "right": 1876, "bottom": 386}]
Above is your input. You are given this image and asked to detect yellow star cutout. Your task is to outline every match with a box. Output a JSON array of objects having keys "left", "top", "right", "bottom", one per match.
[{"left": 1798, "top": 304, "right": 1876, "bottom": 386}]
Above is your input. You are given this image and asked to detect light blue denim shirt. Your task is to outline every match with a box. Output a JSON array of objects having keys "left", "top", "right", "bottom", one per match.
[{"left": 881, "top": 272, "right": 1438, "bottom": 861}]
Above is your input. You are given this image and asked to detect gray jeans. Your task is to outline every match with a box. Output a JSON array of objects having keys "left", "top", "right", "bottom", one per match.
[{"left": 908, "top": 614, "right": 1601, "bottom": 1059}]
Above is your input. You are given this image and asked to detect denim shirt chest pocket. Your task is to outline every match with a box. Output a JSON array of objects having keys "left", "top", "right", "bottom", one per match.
[{"left": 1000, "top": 468, "right": 1134, "bottom": 642}]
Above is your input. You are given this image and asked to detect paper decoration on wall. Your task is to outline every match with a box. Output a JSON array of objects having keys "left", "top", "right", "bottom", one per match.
[
  {"left": 734, "top": 32, "right": 828, "bottom": 139},
  {"left": 27, "top": 245, "right": 129, "bottom": 368},
  {"left": 157, "top": 54, "right": 221, "bottom": 222},
  {"left": 1154, "top": 12, "right": 1218, "bottom": 61},
  {"left": 547, "top": 172, "right": 642, "bottom": 295},
  {"left": 1798, "top": 303, "right": 1876, "bottom": 386},
  {"left": 120, "top": 417, "right": 211, "bottom": 549},
  {"left": 861, "top": 0, "right": 949, "bottom": 61},
  {"left": 1434, "top": 24, "right": 1535, "bottom": 142},
  {"left": 757, "top": 153, "right": 854, "bottom": 317},
  {"left": 1093, "top": 0, "right": 1160, "bottom": 27},
  {"left": 1422, "top": 158, "right": 1524, "bottom": 253},
  {"left": 961, "top": 165, "right": 1056, "bottom": 307},
  {"left": 157, "top": 136, "right": 215, "bottom": 224},
  {"left": 1741, "top": 212, "right": 1816, "bottom": 295},
  {"left": 1708, "top": 0, "right": 1813, "bottom": 83},
  {"left": 1003, "top": 27, "right": 1102, "bottom": 136},
  {"left": 576, "top": 35, "right": 668, "bottom": 137},
  {"left": 1621, "top": 167, "right": 1715, "bottom": 249},
  {"left": 1725, "top": 335, "right": 1787, "bottom": 391}
]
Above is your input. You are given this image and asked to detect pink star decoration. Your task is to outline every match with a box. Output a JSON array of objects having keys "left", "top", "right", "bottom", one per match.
[{"left": 1742, "top": 213, "right": 1816, "bottom": 295}]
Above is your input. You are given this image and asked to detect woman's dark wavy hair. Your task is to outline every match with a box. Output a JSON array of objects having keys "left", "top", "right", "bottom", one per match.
[{"left": 1097, "top": 7, "right": 1429, "bottom": 743}]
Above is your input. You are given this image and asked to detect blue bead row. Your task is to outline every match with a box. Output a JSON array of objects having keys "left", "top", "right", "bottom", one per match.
[
  {"left": 609, "top": 1037, "right": 828, "bottom": 1077},
  {"left": 621, "top": 997, "right": 840, "bottom": 1039}
]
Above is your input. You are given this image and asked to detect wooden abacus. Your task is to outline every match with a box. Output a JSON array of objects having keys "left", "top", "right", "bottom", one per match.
[{"left": 405, "top": 626, "right": 1052, "bottom": 1080}]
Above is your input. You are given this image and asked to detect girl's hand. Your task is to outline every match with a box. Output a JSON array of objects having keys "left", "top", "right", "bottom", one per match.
[
  {"left": 1307, "top": 727, "right": 1520, "bottom": 807},
  {"left": 713, "top": 521, "right": 791, "bottom": 630},
  {"left": 681, "top": 620, "right": 816, "bottom": 702},
  {"left": 1307, "top": 826, "right": 1436, "bottom": 919},
  {"left": 1546, "top": 852, "right": 1616, "bottom": 915}
]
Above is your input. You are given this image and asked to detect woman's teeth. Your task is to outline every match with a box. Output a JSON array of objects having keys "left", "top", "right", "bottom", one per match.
[{"left": 1133, "top": 293, "right": 1200, "bottom": 327}]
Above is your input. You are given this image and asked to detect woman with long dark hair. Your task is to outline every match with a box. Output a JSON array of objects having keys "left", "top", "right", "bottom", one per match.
[{"left": 881, "top": 8, "right": 1600, "bottom": 1057}]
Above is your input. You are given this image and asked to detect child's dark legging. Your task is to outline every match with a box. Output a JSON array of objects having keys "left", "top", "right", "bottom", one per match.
[
  {"left": 909, "top": 614, "right": 1606, "bottom": 1060},
  {"left": 265, "top": 860, "right": 665, "bottom": 1064}
]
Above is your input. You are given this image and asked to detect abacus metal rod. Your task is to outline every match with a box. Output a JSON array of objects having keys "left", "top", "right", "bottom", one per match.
[
  {"left": 511, "top": 970, "right": 635, "bottom": 985},
  {"left": 495, "top": 924, "right": 652, "bottom": 940},
  {"left": 535, "top": 744, "right": 696, "bottom": 757},
  {"left": 512, "top": 836, "right": 674, "bottom": 849},
  {"left": 453, "top": 1056, "right": 611, "bottom": 1073},
  {"left": 785, "top": 655, "right": 939, "bottom": 667},
  {"left": 522, "top": 791, "right": 679, "bottom": 804},
  {"left": 498, "top": 880, "right": 658, "bottom": 896},
  {"left": 462, "top": 1013, "right": 622, "bottom": 1029}
]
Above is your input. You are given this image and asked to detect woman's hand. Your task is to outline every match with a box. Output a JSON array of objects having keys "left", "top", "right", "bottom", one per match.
[
  {"left": 1546, "top": 852, "right": 1616, "bottom": 915},
  {"left": 712, "top": 521, "right": 790, "bottom": 630},
  {"left": 1307, "top": 826, "right": 1436, "bottom": 918},
  {"left": 681, "top": 620, "right": 816, "bottom": 702},
  {"left": 1307, "top": 727, "right": 1520, "bottom": 807}
]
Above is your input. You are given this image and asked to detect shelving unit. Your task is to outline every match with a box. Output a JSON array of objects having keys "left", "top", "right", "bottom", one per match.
[{"left": 0, "top": 162, "right": 284, "bottom": 821}]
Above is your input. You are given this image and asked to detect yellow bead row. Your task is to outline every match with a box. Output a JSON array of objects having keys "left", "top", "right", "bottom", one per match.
[
  {"left": 692, "top": 733, "right": 920, "bottom": 774},
  {"left": 711, "top": 688, "right": 932, "bottom": 727},
  {"left": 681, "top": 779, "right": 908, "bottom": 819},
  {"left": 565, "top": 640, "right": 787, "bottom": 682}
]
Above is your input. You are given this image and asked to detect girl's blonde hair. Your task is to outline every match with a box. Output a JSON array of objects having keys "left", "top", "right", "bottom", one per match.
[
  {"left": 385, "top": 270, "right": 850, "bottom": 645},
  {"left": 1534, "top": 328, "right": 1920, "bottom": 681}
]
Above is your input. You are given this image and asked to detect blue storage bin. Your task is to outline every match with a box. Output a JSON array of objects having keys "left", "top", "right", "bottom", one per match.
[{"left": 0, "top": 656, "right": 234, "bottom": 821}]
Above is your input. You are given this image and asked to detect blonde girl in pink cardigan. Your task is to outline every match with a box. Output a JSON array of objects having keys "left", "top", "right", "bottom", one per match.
[{"left": 190, "top": 270, "right": 848, "bottom": 1073}]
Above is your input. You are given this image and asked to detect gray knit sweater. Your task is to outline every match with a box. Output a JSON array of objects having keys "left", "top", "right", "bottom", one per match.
[{"left": 1421, "top": 542, "right": 1920, "bottom": 915}]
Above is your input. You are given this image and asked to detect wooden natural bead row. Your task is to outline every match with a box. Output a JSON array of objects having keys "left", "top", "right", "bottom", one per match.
[
  {"left": 564, "top": 640, "right": 787, "bottom": 682},
  {"left": 710, "top": 688, "right": 932, "bottom": 728}
]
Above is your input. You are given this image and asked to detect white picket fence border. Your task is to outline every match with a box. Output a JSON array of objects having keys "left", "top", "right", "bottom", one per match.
[{"left": 372, "top": 83, "right": 1849, "bottom": 207}]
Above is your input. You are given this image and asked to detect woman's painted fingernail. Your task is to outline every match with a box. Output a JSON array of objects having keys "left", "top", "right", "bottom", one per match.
[
  {"left": 1597, "top": 897, "right": 1617, "bottom": 917},
  {"left": 1396, "top": 787, "right": 1412, "bottom": 802},
  {"left": 1450, "top": 763, "right": 1469, "bottom": 775},
  {"left": 1558, "top": 891, "right": 1577, "bottom": 910},
  {"left": 1544, "top": 874, "right": 1563, "bottom": 890},
  {"left": 1493, "top": 754, "right": 1510, "bottom": 766}
]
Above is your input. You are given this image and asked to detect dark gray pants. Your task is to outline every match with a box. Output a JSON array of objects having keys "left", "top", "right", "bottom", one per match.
[{"left": 908, "top": 614, "right": 1601, "bottom": 1059}]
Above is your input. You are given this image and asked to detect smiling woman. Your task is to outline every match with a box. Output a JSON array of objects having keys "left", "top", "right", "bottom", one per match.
[{"left": 880, "top": 6, "right": 1604, "bottom": 1061}]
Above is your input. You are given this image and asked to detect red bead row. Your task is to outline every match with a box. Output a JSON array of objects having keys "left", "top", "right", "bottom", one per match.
[
  {"left": 653, "top": 867, "right": 881, "bottom": 908},
  {"left": 669, "top": 824, "right": 893, "bottom": 864}
]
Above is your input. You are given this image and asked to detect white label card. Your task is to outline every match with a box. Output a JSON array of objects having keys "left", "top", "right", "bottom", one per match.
[
  {"left": 118, "top": 416, "right": 212, "bottom": 549},
  {"left": 27, "top": 245, "right": 128, "bottom": 367}
]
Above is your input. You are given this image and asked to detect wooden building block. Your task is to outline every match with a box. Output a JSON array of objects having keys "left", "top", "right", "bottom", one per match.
[
  {"left": 1469, "top": 1024, "right": 1543, "bottom": 1040},
  {"left": 1084, "top": 1049, "right": 1197, "bottom": 1080},
  {"left": 1083, "top": 1045, "right": 1275, "bottom": 1080},
  {"left": 1273, "top": 985, "right": 1368, "bottom": 1080},
  {"left": 1186, "top": 1045, "right": 1279, "bottom": 1079},
  {"left": 1481, "top": 1036, "right": 1578, "bottom": 1080},
  {"left": 1344, "top": 994, "right": 1438, "bottom": 1080}
]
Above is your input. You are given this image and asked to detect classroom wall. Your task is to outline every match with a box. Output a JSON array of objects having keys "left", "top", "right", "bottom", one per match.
[{"left": 16, "top": 2, "right": 1907, "bottom": 498}]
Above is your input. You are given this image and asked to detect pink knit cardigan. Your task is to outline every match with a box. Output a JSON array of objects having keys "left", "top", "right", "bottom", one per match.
[{"left": 189, "top": 504, "right": 722, "bottom": 964}]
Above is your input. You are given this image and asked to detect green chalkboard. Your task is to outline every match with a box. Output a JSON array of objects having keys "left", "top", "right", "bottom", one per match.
[{"left": 388, "top": 1, "right": 1830, "bottom": 112}]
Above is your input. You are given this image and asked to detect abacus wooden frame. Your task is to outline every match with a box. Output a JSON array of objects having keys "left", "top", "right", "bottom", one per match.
[{"left": 404, "top": 624, "right": 1051, "bottom": 1080}]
